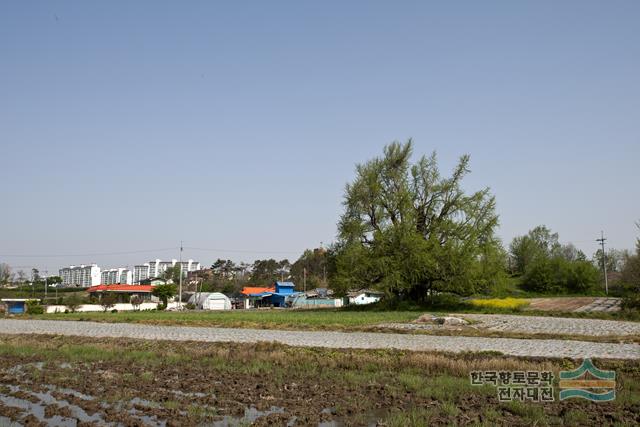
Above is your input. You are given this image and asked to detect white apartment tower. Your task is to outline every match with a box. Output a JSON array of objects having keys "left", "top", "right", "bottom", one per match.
[
  {"left": 133, "top": 259, "right": 201, "bottom": 283},
  {"left": 59, "top": 264, "right": 101, "bottom": 287},
  {"left": 100, "top": 268, "right": 133, "bottom": 285},
  {"left": 133, "top": 264, "right": 150, "bottom": 284}
]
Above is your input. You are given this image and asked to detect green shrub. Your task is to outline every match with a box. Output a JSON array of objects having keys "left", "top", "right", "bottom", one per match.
[
  {"left": 622, "top": 294, "right": 640, "bottom": 311},
  {"left": 566, "top": 260, "right": 599, "bottom": 293},
  {"left": 65, "top": 295, "right": 82, "bottom": 313},
  {"left": 26, "top": 300, "right": 44, "bottom": 315}
]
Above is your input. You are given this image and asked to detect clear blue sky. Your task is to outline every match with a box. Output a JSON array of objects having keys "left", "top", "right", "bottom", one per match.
[{"left": 1, "top": 1, "right": 639, "bottom": 274}]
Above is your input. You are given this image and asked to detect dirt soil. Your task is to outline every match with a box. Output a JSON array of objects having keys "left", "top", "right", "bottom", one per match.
[
  {"left": 525, "top": 297, "right": 597, "bottom": 312},
  {"left": 0, "top": 334, "right": 639, "bottom": 426}
]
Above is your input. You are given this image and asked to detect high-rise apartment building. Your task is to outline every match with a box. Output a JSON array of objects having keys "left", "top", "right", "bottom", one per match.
[
  {"left": 133, "top": 264, "right": 150, "bottom": 284},
  {"left": 59, "top": 264, "right": 101, "bottom": 287},
  {"left": 133, "top": 259, "right": 201, "bottom": 283},
  {"left": 100, "top": 268, "right": 132, "bottom": 285}
]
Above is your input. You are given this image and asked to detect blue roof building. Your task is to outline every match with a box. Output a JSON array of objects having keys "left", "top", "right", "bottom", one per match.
[{"left": 268, "top": 281, "right": 297, "bottom": 307}]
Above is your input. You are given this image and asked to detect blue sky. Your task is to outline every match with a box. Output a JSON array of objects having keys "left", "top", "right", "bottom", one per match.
[{"left": 1, "top": 1, "right": 639, "bottom": 273}]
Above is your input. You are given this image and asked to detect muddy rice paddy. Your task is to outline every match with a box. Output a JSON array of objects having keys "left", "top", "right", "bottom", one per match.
[{"left": 0, "top": 334, "right": 639, "bottom": 426}]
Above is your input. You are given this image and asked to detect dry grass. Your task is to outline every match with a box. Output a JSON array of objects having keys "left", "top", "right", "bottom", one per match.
[{"left": 0, "top": 333, "right": 590, "bottom": 377}]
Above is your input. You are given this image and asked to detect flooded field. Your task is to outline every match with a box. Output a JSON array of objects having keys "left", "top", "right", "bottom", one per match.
[{"left": 1, "top": 334, "right": 639, "bottom": 426}]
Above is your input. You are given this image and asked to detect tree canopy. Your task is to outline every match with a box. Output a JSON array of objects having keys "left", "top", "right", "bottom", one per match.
[
  {"left": 162, "top": 266, "right": 182, "bottom": 284},
  {"left": 290, "top": 248, "right": 331, "bottom": 290},
  {"left": 510, "top": 226, "right": 598, "bottom": 293},
  {"left": 509, "top": 225, "right": 561, "bottom": 274},
  {"left": 152, "top": 284, "right": 177, "bottom": 308},
  {"left": 621, "top": 221, "right": 640, "bottom": 289},
  {"left": 248, "top": 259, "right": 290, "bottom": 285},
  {"left": 333, "top": 140, "right": 505, "bottom": 299}
]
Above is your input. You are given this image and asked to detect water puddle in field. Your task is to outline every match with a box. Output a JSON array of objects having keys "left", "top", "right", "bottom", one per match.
[
  {"left": 5, "top": 362, "right": 44, "bottom": 376},
  {"left": 48, "top": 385, "right": 95, "bottom": 401},
  {"left": 130, "top": 397, "right": 160, "bottom": 408},
  {"left": 0, "top": 416, "right": 21, "bottom": 427},
  {"left": 171, "top": 389, "right": 208, "bottom": 398},
  {"left": 0, "top": 384, "right": 105, "bottom": 426},
  {"left": 205, "top": 405, "right": 287, "bottom": 426}
]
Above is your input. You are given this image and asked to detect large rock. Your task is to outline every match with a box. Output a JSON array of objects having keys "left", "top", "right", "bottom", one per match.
[
  {"left": 437, "top": 316, "right": 468, "bottom": 326},
  {"left": 416, "top": 314, "right": 469, "bottom": 326},
  {"left": 415, "top": 314, "right": 437, "bottom": 323},
  {"left": 415, "top": 314, "right": 468, "bottom": 326}
]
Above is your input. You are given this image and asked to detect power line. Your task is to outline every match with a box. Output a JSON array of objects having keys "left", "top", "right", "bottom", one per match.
[
  {"left": 0, "top": 248, "right": 179, "bottom": 258},
  {"left": 0, "top": 246, "right": 303, "bottom": 264},
  {"left": 183, "top": 246, "right": 300, "bottom": 255}
]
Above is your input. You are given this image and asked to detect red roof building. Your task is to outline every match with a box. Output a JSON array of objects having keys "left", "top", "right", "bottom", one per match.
[
  {"left": 241, "top": 286, "right": 275, "bottom": 296},
  {"left": 87, "top": 285, "right": 154, "bottom": 293}
]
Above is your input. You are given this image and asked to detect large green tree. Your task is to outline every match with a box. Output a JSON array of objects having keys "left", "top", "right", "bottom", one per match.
[
  {"left": 508, "top": 225, "right": 561, "bottom": 274},
  {"left": 211, "top": 259, "right": 238, "bottom": 280},
  {"left": 334, "top": 140, "right": 505, "bottom": 300},
  {"left": 152, "top": 284, "right": 177, "bottom": 308},
  {"left": 248, "top": 259, "right": 291, "bottom": 285},
  {"left": 593, "top": 248, "right": 627, "bottom": 274},
  {"left": 162, "top": 265, "right": 182, "bottom": 284}
]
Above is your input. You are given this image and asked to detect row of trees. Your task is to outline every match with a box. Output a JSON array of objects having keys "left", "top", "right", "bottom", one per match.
[
  {"left": 0, "top": 265, "right": 63, "bottom": 287},
  {"left": 194, "top": 254, "right": 332, "bottom": 294},
  {"left": 185, "top": 258, "right": 296, "bottom": 295},
  {"left": 508, "top": 226, "right": 600, "bottom": 293}
]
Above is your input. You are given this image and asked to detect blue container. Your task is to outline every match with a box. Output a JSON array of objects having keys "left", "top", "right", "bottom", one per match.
[{"left": 7, "top": 301, "right": 26, "bottom": 314}]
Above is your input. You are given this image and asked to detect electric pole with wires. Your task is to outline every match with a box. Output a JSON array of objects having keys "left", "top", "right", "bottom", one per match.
[
  {"left": 178, "top": 241, "right": 183, "bottom": 309},
  {"left": 596, "top": 231, "right": 608, "bottom": 295}
]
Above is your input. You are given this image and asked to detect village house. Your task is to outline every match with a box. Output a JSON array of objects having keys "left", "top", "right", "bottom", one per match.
[
  {"left": 241, "top": 282, "right": 298, "bottom": 308},
  {"left": 347, "top": 289, "right": 384, "bottom": 305},
  {"left": 87, "top": 284, "right": 156, "bottom": 303}
]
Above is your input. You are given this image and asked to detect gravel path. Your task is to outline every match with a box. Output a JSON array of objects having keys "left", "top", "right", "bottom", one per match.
[
  {"left": 459, "top": 314, "right": 640, "bottom": 336},
  {"left": 1, "top": 319, "right": 638, "bottom": 360}
]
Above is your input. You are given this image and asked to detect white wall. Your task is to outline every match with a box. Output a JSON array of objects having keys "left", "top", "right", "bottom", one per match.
[
  {"left": 45, "top": 302, "right": 159, "bottom": 313},
  {"left": 348, "top": 293, "right": 381, "bottom": 305}
]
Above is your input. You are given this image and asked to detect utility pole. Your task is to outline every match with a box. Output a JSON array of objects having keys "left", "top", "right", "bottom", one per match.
[
  {"left": 178, "top": 241, "right": 183, "bottom": 309},
  {"left": 303, "top": 267, "right": 307, "bottom": 292},
  {"left": 596, "top": 231, "right": 608, "bottom": 295},
  {"left": 194, "top": 272, "right": 199, "bottom": 310},
  {"left": 44, "top": 270, "right": 48, "bottom": 301}
]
